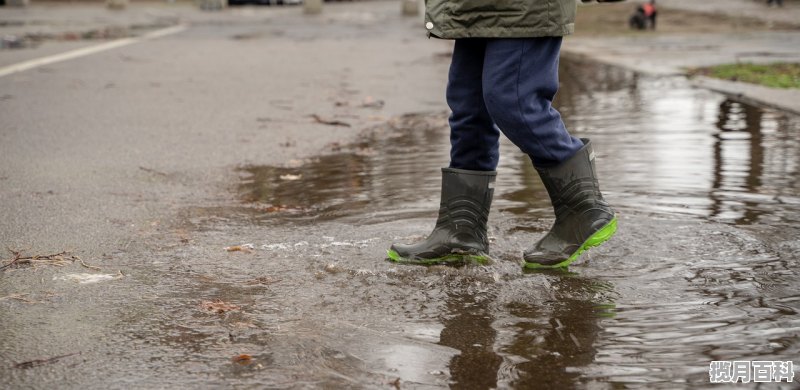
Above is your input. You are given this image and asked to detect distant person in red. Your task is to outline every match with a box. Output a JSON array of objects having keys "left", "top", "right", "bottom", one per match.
[
  {"left": 630, "top": 0, "right": 657, "bottom": 30},
  {"left": 643, "top": 0, "right": 657, "bottom": 29}
]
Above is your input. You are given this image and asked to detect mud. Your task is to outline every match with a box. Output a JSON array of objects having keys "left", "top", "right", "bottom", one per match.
[{"left": 2, "top": 57, "right": 799, "bottom": 388}]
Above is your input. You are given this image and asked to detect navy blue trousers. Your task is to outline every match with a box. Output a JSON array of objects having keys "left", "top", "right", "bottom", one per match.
[{"left": 447, "top": 37, "right": 584, "bottom": 171}]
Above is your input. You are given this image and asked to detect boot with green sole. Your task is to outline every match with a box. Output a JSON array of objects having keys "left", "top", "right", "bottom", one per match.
[
  {"left": 524, "top": 139, "right": 617, "bottom": 269},
  {"left": 388, "top": 168, "right": 496, "bottom": 265}
]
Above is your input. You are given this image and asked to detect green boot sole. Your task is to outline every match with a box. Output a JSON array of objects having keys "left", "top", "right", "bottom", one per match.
[
  {"left": 386, "top": 249, "right": 490, "bottom": 266},
  {"left": 523, "top": 216, "right": 618, "bottom": 269}
]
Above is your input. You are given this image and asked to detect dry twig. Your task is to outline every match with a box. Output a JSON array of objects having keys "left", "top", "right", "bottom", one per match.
[
  {"left": 139, "top": 166, "right": 168, "bottom": 176},
  {"left": 75, "top": 255, "right": 101, "bottom": 271},
  {"left": 14, "top": 352, "right": 81, "bottom": 369},
  {"left": 310, "top": 114, "right": 351, "bottom": 127},
  {"left": 0, "top": 293, "right": 34, "bottom": 303},
  {"left": 1, "top": 248, "right": 77, "bottom": 271}
]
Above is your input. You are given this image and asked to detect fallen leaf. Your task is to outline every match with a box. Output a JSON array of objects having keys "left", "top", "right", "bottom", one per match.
[
  {"left": 232, "top": 354, "right": 253, "bottom": 364},
  {"left": 224, "top": 244, "right": 254, "bottom": 253},
  {"left": 200, "top": 299, "right": 240, "bottom": 314}
]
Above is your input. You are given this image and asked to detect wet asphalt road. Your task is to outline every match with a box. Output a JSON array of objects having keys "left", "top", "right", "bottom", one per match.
[{"left": 2, "top": 2, "right": 800, "bottom": 389}]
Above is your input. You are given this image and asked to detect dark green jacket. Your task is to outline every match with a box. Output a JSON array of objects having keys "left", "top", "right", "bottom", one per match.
[{"left": 424, "top": 0, "right": 576, "bottom": 39}]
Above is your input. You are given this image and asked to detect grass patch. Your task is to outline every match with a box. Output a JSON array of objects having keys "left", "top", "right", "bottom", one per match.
[{"left": 690, "top": 62, "right": 800, "bottom": 89}]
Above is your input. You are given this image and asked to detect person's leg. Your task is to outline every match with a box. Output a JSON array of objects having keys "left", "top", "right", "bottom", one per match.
[
  {"left": 481, "top": 38, "right": 583, "bottom": 167},
  {"left": 388, "top": 39, "right": 497, "bottom": 264},
  {"left": 447, "top": 39, "right": 501, "bottom": 171},
  {"left": 481, "top": 37, "right": 616, "bottom": 268}
]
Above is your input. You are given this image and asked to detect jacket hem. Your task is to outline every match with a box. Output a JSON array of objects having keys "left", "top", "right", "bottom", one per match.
[{"left": 429, "top": 24, "right": 574, "bottom": 39}]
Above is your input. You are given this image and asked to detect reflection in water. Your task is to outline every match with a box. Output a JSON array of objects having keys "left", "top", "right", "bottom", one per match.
[
  {"left": 710, "top": 99, "right": 796, "bottom": 226},
  {"left": 439, "top": 292, "right": 503, "bottom": 389},
  {"left": 237, "top": 113, "right": 451, "bottom": 224},
  {"left": 215, "top": 57, "right": 800, "bottom": 387},
  {"left": 554, "top": 59, "right": 800, "bottom": 228},
  {"left": 436, "top": 274, "right": 609, "bottom": 389},
  {"left": 712, "top": 99, "right": 764, "bottom": 225},
  {"left": 501, "top": 274, "right": 608, "bottom": 389}
]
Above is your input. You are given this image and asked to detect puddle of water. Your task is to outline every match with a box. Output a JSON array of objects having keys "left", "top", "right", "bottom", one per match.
[{"left": 206, "top": 57, "right": 800, "bottom": 388}]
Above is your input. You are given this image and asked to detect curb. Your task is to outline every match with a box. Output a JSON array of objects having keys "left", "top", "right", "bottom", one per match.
[
  {"left": 561, "top": 49, "right": 800, "bottom": 116},
  {"left": 689, "top": 76, "right": 800, "bottom": 116}
]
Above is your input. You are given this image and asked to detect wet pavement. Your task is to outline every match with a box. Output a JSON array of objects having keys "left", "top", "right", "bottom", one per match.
[
  {"left": 4, "top": 54, "right": 798, "bottom": 388},
  {"left": 2, "top": 1, "right": 800, "bottom": 388}
]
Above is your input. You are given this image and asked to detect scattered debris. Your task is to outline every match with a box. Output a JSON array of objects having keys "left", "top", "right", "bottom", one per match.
[
  {"left": 354, "top": 146, "right": 378, "bottom": 157},
  {"left": 351, "top": 269, "right": 375, "bottom": 277},
  {"left": 324, "top": 263, "right": 344, "bottom": 274},
  {"left": 389, "top": 377, "right": 401, "bottom": 390},
  {"left": 0, "top": 294, "right": 34, "bottom": 303},
  {"left": 0, "top": 292, "right": 56, "bottom": 304},
  {"left": 327, "top": 141, "right": 342, "bottom": 152},
  {"left": 231, "top": 31, "right": 264, "bottom": 40},
  {"left": 76, "top": 256, "right": 102, "bottom": 271},
  {"left": 14, "top": 352, "right": 81, "bottom": 369},
  {"left": 284, "top": 159, "right": 305, "bottom": 168},
  {"left": 54, "top": 271, "right": 123, "bottom": 284},
  {"left": 360, "top": 96, "right": 385, "bottom": 109},
  {"left": 139, "top": 166, "right": 168, "bottom": 176},
  {"left": 310, "top": 114, "right": 351, "bottom": 127},
  {"left": 244, "top": 276, "right": 282, "bottom": 285},
  {"left": 230, "top": 321, "right": 258, "bottom": 329},
  {"left": 1, "top": 249, "right": 77, "bottom": 271},
  {"left": 261, "top": 243, "right": 289, "bottom": 250},
  {"left": 279, "top": 174, "right": 302, "bottom": 181},
  {"left": 224, "top": 244, "right": 254, "bottom": 253},
  {"left": 200, "top": 299, "right": 240, "bottom": 314},
  {"left": 258, "top": 204, "right": 304, "bottom": 213},
  {"left": 270, "top": 100, "right": 293, "bottom": 111},
  {"left": 232, "top": 354, "right": 253, "bottom": 364}
]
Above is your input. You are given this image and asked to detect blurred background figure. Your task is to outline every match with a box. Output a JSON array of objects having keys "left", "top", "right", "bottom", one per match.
[
  {"left": 767, "top": 0, "right": 784, "bottom": 7},
  {"left": 630, "top": 0, "right": 657, "bottom": 30}
]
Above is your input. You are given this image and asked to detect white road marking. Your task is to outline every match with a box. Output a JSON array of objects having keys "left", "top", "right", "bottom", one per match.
[{"left": 0, "top": 24, "right": 188, "bottom": 78}]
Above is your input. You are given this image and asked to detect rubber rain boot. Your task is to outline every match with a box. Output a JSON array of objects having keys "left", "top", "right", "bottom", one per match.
[
  {"left": 388, "top": 168, "right": 496, "bottom": 265},
  {"left": 524, "top": 139, "right": 617, "bottom": 268}
]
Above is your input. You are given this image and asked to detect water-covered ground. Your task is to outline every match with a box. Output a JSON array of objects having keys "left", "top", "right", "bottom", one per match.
[{"left": 3, "top": 58, "right": 799, "bottom": 389}]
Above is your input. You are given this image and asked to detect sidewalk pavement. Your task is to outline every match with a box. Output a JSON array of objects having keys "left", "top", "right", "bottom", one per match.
[
  {"left": 661, "top": 0, "right": 800, "bottom": 27},
  {"left": 565, "top": 0, "right": 800, "bottom": 115}
]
